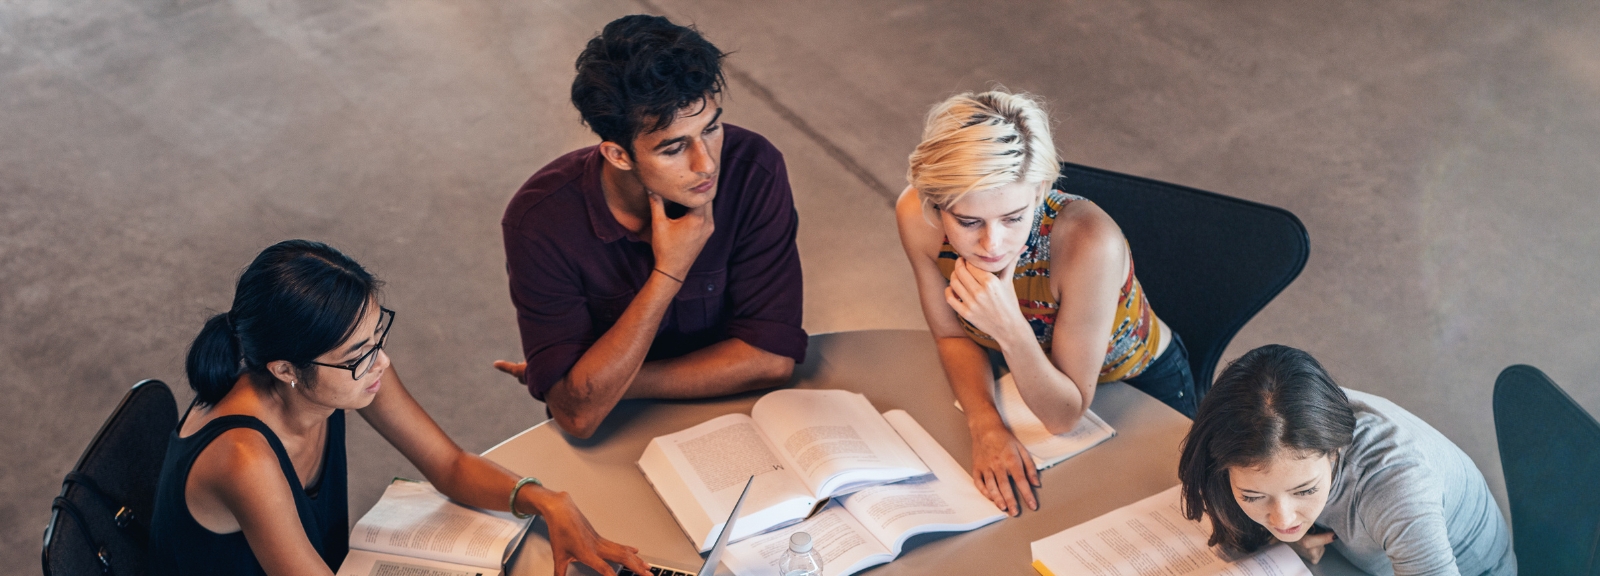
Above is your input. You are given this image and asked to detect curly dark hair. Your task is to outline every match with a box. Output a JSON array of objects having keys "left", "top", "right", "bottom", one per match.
[
  {"left": 570, "top": 14, "right": 727, "bottom": 154},
  {"left": 1177, "top": 344, "right": 1356, "bottom": 555}
]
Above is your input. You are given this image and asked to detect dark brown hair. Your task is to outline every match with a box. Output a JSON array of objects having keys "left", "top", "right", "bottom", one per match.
[
  {"left": 1177, "top": 344, "right": 1356, "bottom": 554},
  {"left": 570, "top": 15, "right": 727, "bottom": 154}
]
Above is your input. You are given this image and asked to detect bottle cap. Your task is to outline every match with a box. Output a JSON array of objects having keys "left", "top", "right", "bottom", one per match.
[{"left": 789, "top": 531, "right": 813, "bottom": 553}]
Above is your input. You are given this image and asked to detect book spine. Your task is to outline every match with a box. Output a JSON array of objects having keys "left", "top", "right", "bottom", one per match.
[{"left": 1031, "top": 559, "right": 1058, "bottom": 576}]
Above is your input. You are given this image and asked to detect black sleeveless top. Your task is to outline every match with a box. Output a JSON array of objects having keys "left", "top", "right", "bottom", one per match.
[{"left": 148, "top": 409, "right": 349, "bottom": 575}]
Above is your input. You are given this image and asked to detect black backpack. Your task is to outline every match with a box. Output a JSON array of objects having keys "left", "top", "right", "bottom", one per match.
[{"left": 43, "top": 379, "right": 177, "bottom": 576}]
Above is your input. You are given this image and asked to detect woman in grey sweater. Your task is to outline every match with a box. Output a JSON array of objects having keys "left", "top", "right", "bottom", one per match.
[{"left": 1177, "top": 345, "right": 1515, "bottom": 575}]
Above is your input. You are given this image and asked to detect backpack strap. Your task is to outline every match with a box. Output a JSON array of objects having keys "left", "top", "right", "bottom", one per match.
[
  {"left": 50, "top": 495, "right": 115, "bottom": 575},
  {"left": 61, "top": 472, "right": 140, "bottom": 531}
]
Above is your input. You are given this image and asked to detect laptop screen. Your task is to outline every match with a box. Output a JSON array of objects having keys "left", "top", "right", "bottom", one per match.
[{"left": 698, "top": 475, "right": 755, "bottom": 576}]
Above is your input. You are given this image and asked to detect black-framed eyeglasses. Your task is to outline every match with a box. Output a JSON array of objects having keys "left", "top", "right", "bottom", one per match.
[{"left": 311, "top": 307, "right": 395, "bottom": 380}]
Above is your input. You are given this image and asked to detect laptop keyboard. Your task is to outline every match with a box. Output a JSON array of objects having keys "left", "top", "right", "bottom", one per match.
[{"left": 618, "top": 566, "right": 695, "bottom": 576}]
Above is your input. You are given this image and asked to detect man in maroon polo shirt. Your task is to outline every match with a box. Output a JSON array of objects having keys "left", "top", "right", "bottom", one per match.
[{"left": 493, "top": 15, "right": 805, "bottom": 438}]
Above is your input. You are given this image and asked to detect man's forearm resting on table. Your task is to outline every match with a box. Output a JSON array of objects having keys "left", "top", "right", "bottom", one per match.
[
  {"left": 628, "top": 338, "right": 793, "bottom": 398},
  {"left": 549, "top": 338, "right": 792, "bottom": 437},
  {"left": 544, "top": 271, "right": 678, "bottom": 438},
  {"left": 544, "top": 274, "right": 795, "bottom": 437}
]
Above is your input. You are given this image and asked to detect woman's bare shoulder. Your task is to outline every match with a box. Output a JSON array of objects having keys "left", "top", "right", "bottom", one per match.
[
  {"left": 895, "top": 187, "right": 945, "bottom": 254},
  {"left": 185, "top": 423, "right": 301, "bottom": 536},
  {"left": 1051, "top": 198, "right": 1126, "bottom": 259},
  {"left": 188, "top": 424, "right": 282, "bottom": 493}
]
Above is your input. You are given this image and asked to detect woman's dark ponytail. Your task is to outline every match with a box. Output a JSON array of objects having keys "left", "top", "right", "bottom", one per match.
[
  {"left": 185, "top": 312, "right": 243, "bottom": 405},
  {"left": 184, "top": 240, "right": 380, "bottom": 406}
]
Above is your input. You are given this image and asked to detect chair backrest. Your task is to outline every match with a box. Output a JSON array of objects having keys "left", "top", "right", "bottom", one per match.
[
  {"left": 1493, "top": 364, "right": 1600, "bottom": 575},
  {"left": 43, "top": 379, "right": 178, "bottom": 576},
  {"left": 1055, "top": 163, "right": 1309, "bottom": 397}
]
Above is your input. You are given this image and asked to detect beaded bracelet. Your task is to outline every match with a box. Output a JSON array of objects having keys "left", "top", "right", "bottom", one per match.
[{"left": 509, "top": 476, "right": 543, "bottom": 519}]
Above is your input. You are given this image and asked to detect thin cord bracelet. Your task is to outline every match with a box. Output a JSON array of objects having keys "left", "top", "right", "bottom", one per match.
[
  {"left": 654, "top": 268, "right": 685, "bottom": 283},
  {"left": 509, "top": 477, "right": 543, "bottom": 519}
]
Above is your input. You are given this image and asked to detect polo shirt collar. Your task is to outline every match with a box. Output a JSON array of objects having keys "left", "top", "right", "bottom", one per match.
[{"left": 581, "top": 148, "right": 633, "bottom": 244}]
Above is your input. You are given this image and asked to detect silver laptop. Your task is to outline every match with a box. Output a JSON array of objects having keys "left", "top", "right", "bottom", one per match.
[
  {"left": 504, "top": 476, "right": 755, "bottom": 576},
  {"left": 622, "top": 475, "right": 755, "bottom": 576}
]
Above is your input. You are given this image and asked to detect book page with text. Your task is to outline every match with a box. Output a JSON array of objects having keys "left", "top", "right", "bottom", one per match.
[
  {"left": 956, "top": 373, "right": 1116, "bottom": 469},
  {"left": 838, "top": 410, "right": 1005, "bottom": 551},
  {"left": 347, "top": 481, "right": 522, "bottom": 569},
  {"left": 750, "top": 389, "right": 928, "bottom": 498},
  {"left": 1030, "top": 486, "right": 1312, "bottom": 576},
  {"left": 337, "top": 549, "right": 500, "bottom": 576},
  {"left": 643, "top": 412, "right": 815, "bottom": 550},
  {"left": 721, "top": 502, "right": 892, "bottom": 576}
]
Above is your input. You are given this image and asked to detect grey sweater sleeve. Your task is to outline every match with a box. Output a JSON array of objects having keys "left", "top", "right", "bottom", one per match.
[
  {"left": 1322, "top": 390, "right": 1514, "bottom": 576},
  {"left": 1357, "top": 462, "right": 1460, "bottom": 576}
]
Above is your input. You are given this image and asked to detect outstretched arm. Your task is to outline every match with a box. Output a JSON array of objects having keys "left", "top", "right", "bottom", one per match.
[
  {"left": 895, "top": 189, "right": 1039, "bottom": 516},
  {"left": 359, "top": 365, "right": 651, "bottom": 576}
]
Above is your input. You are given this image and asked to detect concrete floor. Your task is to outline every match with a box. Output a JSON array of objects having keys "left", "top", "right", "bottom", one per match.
[{"left": 6, "top": 0, "right": 1599, "bottom": 567}]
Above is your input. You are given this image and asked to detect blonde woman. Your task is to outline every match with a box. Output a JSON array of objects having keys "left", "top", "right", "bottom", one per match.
[{"left": 896, "top": 90, "right": 1196, "bottom": 516}]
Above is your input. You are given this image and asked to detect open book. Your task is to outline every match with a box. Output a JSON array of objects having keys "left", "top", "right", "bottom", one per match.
[
  {"left": 336, "top": 479, "right": 528, "bottom": 576},
  {"left": 1031, "top": 485, "right": 1312, "bottom": 576},
  {"left": 638, "top": 389, "right": 932, "bottom": 552},
  {"left": 721, "top": 411, "right": 1006, "bottom": 576},
  {"left": 955, "top": 372, "right": 1117, "bottom": 470}
]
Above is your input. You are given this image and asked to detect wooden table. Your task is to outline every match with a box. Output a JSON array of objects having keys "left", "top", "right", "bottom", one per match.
[{"left": 485, "top": 330, "right": 1359, "bottom": 575}]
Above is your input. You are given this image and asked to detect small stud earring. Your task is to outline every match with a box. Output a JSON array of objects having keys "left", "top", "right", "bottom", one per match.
[{"left": 290, "top": 380, "right": 297, "bottom": 389}]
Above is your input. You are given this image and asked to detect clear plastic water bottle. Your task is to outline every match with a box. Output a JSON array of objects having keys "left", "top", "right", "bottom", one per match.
[{"left": 778, "top": 531, "right": 824, "bottom": 576}]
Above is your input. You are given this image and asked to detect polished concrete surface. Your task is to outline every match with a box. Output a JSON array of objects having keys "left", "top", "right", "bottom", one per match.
[{"left": 6, "top": 0, "right": 1599, "bottom": 567}]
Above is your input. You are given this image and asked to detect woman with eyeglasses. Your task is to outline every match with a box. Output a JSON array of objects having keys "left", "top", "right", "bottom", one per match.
[{"left": 149, "top": 240, "right": 650, "bottom": 576}]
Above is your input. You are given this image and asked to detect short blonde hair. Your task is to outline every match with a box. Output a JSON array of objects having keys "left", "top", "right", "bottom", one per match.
[{"left": 907, "top": 89, "right": 1060, "bottom": 209}]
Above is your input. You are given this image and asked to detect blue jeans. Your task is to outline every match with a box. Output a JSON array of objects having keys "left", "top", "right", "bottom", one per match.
[
  {"left": 1123, "top": 332, "right": 1197, "bottom": 418},
  {"left": 986, "top": 332, "right": 1199, "bottom": 418}
]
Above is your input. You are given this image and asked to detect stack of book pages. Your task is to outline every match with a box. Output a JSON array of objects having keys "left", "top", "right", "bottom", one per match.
[
  {"left": 338, "top": 479, "right": 528, "bottom": 576},
  {"left": 1031, "top": 486, "right": 1312, "bottom": 576},
  {"left": 638, "top": 389, "right": 1007, "bottom": 576}
]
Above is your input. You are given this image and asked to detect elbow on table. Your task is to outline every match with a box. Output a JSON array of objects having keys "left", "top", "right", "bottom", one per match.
[
  {"left": 739, "top": 356, "right": 795, "bottom": 392},
  {"left": 549, "top": 403, "right": 603, "bottom": 439},
  {"left": 546, "top": 382, "right": 605, "bottom": 439},
  {"left": 1039, "top": 408, "right": 1086, "bottom": 436}
]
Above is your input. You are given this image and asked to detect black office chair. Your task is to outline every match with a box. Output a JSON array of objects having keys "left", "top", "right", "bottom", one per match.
[
  {"left": 43, "top": 379, "right": 178, "bottom": 576},
  {"left": 1055, "top": 162, "right": 1309, "bottom": 398},
  {"left": 1493, "top": 365, "right": 1600, "bottom": 575}
]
